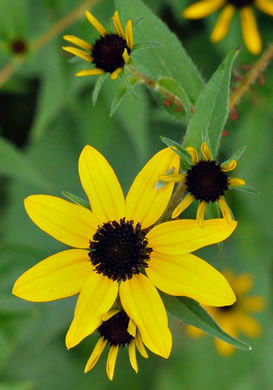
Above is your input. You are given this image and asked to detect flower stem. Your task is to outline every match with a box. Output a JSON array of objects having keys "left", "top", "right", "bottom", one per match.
[{"left": 229, "top": 43, "right": 273, "bottom": 112}]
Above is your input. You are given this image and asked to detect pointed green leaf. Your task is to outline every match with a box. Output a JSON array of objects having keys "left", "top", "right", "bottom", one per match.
[
  {"left": 92, "top": 73, "right": 108, "bottom": 106},
  {"left": 161, "top": 136, "right": 192, "bottom": 169},
  {"left": 231, "top": 184, "right": 259, "bottom": 194},
  {"left": 133, "top": 41, "right": 162, "bottom": 51},
  {"left": 157, "top": 77, "right": 191, "bottom": 117},
  {"left": 110, "top": 76, "right": 138, "bottom": 117},
  {"left": 221, "top": 145, "right": 247, "bottom": 166},
  {"left": 62, "top": 191, "right": 90, "bottom": 209}
]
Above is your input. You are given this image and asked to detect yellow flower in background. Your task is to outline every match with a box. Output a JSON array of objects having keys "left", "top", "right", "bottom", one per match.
[
  {"left": 187, "top": 270, "right": 265, "bottom": 356},
  {"left": 13, "top": 145, "right": 237, "bottom": 362},
  {"left": 161, "top": 142, "right": 245, "bottom": 227},
  {"left": 85, "top": 309, "right": 148, "bottom": 380},
  {"left": 183, "top": 0, "right": 273, "bottom": 55},
  {"left": 62, "top": 10, "right": 133, "bottom": 80}
]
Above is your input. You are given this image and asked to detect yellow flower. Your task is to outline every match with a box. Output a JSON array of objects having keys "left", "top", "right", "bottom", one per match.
[
  {"left": 84, "top": 309, "right": 148, "bottom": 380},
  {"left": 62, "top": 10, "right": 133, "bottom": 80},
  {"left": 161, "top": 142, "right": 245, "bottom": 227},
  {"left": 187, "top": 270, "right": 265, "bottom": 356},
  {"left": 13, "top": 145, "right": 237, "bottom": 361},
  {"left": 183, "top": 0, "right": 273, "bottom": 55}
]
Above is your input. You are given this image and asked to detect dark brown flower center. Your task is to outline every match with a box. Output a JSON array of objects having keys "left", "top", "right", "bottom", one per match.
[
  {"left": 227, "top": 0, "right": 254, "bottom": 8},
  {"left": 98, "top": 311, "right": 133, "bottom": 346}
]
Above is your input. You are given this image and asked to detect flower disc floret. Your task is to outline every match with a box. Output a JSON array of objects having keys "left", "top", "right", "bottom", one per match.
[
  {"left": 98, "top": 311, "right": 133, "bottom": 346},
  {"left": 228, "top": 0, "right": 254, "bottom": 7},
  {"left": 89, "top": 218, "right": 152, "bottom": 281}
]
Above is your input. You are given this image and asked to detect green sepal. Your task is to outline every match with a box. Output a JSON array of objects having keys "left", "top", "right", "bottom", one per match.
[
  {"left": 62, "top": 191, "right": 90, "bottom": 209},
  {"left": 133, "top": 41, "right": 162, "bottom": 51},
  {"left": 221, "top": 145, "right": 247, "bottom": 166},
  {"left": 230, "top": 184, "right": 259, "bottom": 194},
  {"left": 110, "top": 75, "right": 138, "bottom": 117},
  {"left": 67, "top": 56, "right": 82, "bottom": 64},
  {"left": 161, "top": 136, "right": 192, "bottom": 170},
  {"left": 161, "top": 293, "right": 252, "bottom": 351},
  {"left": 92, "top": 73, "right": 108, "bottom": 106},
  {"left": 132, "top": 16, "right": 144, "bottom": 29},
  {"left": 119, "top": 69, "right": 138, "bottom": 99}
]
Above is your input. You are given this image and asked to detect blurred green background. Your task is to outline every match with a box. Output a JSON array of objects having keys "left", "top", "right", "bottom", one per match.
[{"left": 0, "top": 0, "right": 272, "bottom": 389}]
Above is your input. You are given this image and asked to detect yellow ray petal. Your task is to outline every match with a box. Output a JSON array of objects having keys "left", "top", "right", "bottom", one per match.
[
  {"left": 24, "top": 195, "right": 99, "bottom": 248},
  {"left": 214, "top": 318, "right": 237, "bottom": 356},
  {"left": 147, "top": 218, "right": 237, "bottom": 255},
  {"left": 240, "top": 7, "right": 262, "bottom": 55},
  {"left": 240, "top": 296, "right": 266, "bottom": 312},
  {"left": 78, "top": 145, "right": 125, "bottom": 224},
  {"left": 236, "top": 313, "right": 262, "bottom": 338},
  {"left": 113, "top": 10, "right": 125, "bottom": 38},
  {"left": 85, "top": 10, "right": 107, "bottom": 37},
  {"left": 201, "top": 142, "right": 212, "bottom": 161},
  {"left": 228, "top": 177, "right": 246, "bottom": 186},
  {"left": 186, "top": 325, "right": 205, "bottom": 339},
  {"left": 102, "top": 309, "right": 120, "bottom": 322},
  {"left": 186, "top": 146, "right": 199, "bottom": 165},
  {"left": 135, "top": 331, "right": 148, "bottom": 358},
  {"left": 128, "top": 318, "right": 137, "bottom": 337},
  {"left": 211, "top": 4, "right": 235, "bottom": 42},
  {"left": 75, "top": 68, "right": 104, "bottom": 77},
  {"left": 120, "top": 274, "right": 172, "bottom": 358},
  {"left": 62, "top": 46, "right": 93, "bottom": 62},
  {"left": 84, "top": 337, "right": 107, "bottom": 373},
  {"left": 217, "top": 196, "right": 233, "bottom": 224},
  {"left": 122, "top": 48, "right": 130, "bottom": 64},
  {"left": 183, "top": 0, "right": 225, "bottom": 19},
  {"left": 221, "top": 159, "right": 237, "bottom": 172},
  {"left": 63, "top": 35, "right": 92, "bottom": 51},
  {"left": 13, "top": 249, "right": 90, "bottom": 302},
  {"left": 255, "top": 0, "right": 273, "bottom": 16},
  {"left": 196, "top": 201, "right": 207, "bottom": 228},
  {"left": 125, "top": 19, "right": 134, "bottom": 49},
  {"left": 147, "top": 252, "right": 236, "bottom": 306},
  {"left": 129, "top": 340, "right": 138, "bottom": 373},
  {"left": 106, "top": 345, "right": 119, "bottom": 380},
  {"left": 160, "top": 173, "right": 186, "bottom": 183},
  {"left": 66, "top": 272, "right": 118, "bottom": 349},
  {"left": 214, "top": 337, "right": 236, "bottom": 356},
  {"left": 111, "top": 67, "right": 122, "bottom": 80},
  {"left": 232, "top": 273, "right": 253, "bottom": 295},
  {"left": 172, "top": 194, "right": 195, "bottom": 219},
  {"left": 125, "top": 148, "right": 180, "bottom": 229}
]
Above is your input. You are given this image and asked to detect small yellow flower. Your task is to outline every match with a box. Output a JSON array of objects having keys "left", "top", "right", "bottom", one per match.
[
  {"left": 187, "top": 270, "right": 265, "bottom": 356},
  {"left": 183, "top": 0, "right": 273, "bottom": 55},
  {"left": 13, "top": 145, "right": 237, "bottom": 362},
  {"left": 84, "top": 309, "right": 148, "bottom": 380},
  {"left": 161, "top": 142, "right": 245, "bottom": 227},
  {"left": 62, "top": 10, "right": 134, "bottom": 80}
]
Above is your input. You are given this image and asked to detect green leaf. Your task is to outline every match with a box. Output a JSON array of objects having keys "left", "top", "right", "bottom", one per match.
[
  {"left": 161, "top": 294, "right": 251, "bottom": 351},
  {"left": 0, "top": 137, "right": 51, "bottom": 190},
  {"left": 231, "top": 184, "right": 259, "bottom": 194},
  {"left": 92, "top": 73, "right": 108, "bottom": 106},
  {"left": 161, "top": 136, "right": 192, "bottom": 169},
  {"left": 184, "top": 48, "right": 239, "bottom": 157},
  {"left": 62, "top": 191, "right": 90, "bottom": 209},
  {"left": 115, "top": 0, "right": 204, "bottom": 104},
  {"left": 110, "top": 76, "right": 138, "bottom": 117},
  {"left": 221, "top": 145, "right": 247, "bottom": 166}
]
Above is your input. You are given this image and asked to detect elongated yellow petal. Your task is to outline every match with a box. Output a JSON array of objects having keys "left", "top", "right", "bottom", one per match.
[
  {"left": 13, "top": 249, "right": 90, "bottom": 302},
  {"left": 255, "top": 0, "right": 273, "bottom": 16},
  {"left": 183, "top": 0, "right": 225, "bottom": 19},
  {"left": 240, "top": 296, "right": 266, "bottom": 312},
  {"left": 221, "top": 159, "right": 237, "bottom": 172},
  {"left": 78, "top": 145, "right": 125, "bottom": 224},
  {"left": 196, "top": 201, "right": 207, "bottom": 228},
  {"left": 214, "top": 318, "right": 237, "bottom": 356},
  {"left": 24, "top": 195, "right": 99, "bottom": 248},
  {"left": 111, "top": 67, "right": 122, "bottom": 80},
  {"left": 228, "top": 177, "right": 246, "bottom": 186},
  {"left": 135, "top": 331, "right": 148, "bottom": 358},
  {"left": 113, "top": 10, "right": 125, "bottom": 38},
  {"left": 126, "top": 148, "right": 180, "bottom": 229},
  {"left": 66, "top": 272, "right": 118, "bottom": 349},
  {"left": 200, "top": 142, "right": 212, "bottom": 161},
  {"left": 85, "top": 10, "right": 108, "bottom": 37},
  {"left": 215, "top": 337, "right": 236, "bottom": 356},
  {"left": 172, "top": 194, "right": 195, "bottom": 219},
  {"left": 63, "top": 35, "right": 92, "bottom": 51},
  {"left": 232, "top": 273, "right": 253, "bottom": 295},
  {"left": 102, "top": 309, "right": 120, "bottom": 322},
  {"left": 122, "top": 48, "right": 130, "bottom": 64},
  {"left": 240, "top": 7, "right": 262, "bottom": 55},
  {"left": 217, "top": 196, "right": 233, "bottom": 224},
  {"left": 236, "top": 313, "right": 262, "bottom": 337},
  {"left": 62, "top": 46, "right": 93, "bottom": 62},
  {"left": 147, "top": 251, "right": 236, "bottom": 306},
  {"left": 120, "top": 274, "right": 172, "bottom": 358},
  {"left": 75, "top": 68, "right": 104, "bottom": 77},
  {"left": 211, "top": 5, "right": 235, "bottom": 42},
  {"left": 84, "top": 337, "right": 107, "bottom": 373},
  {"left": 127, "top": 318, "right": 137, "bottom": 337},
  {"left": 148, "top": 219, "right": 237, "bottom": 255},
  {"left": 186, "top": 146, "right": 199, "bottom": 165},
  {"left": 125, "top": 19, "right": 134, "bottom": 49},
  {"left": 129, "top": 340, "right": 138, "bottom": 373},
  {"left": 106, "top": 345, "right": 119, "bottom": 380},
  {"left": 160, "top": 173, "right": 186, "bottom": 183}
]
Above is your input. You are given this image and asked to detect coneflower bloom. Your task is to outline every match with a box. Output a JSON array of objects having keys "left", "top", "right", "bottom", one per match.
[
  {"left": 13, "top": 145, "right": 236, "bottom": 361},
  {"left": 84, "top": 309, "right": 148, "bottom": 380},
  {"left": 183, "top": 0, "right": 273, "bottom": 55},
  {"left": 187, "top": 270, "right": 265, "bottom": 356},
  {"left": 63, "top": 10, "right": 133, "bottom": 80},
  {"left": 160, "top": 142, "right": 245, "bottom": 227}
]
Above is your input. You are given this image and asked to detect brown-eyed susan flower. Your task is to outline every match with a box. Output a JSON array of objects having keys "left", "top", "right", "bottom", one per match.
[
  {"left": 62, "top": 10, "right": 133, "bottom": 80},
  {"left": 161, "top": 142, "right": 245, "bottom": 227},
  {"left": 13, "top": 145, "right": 237, "bottom": 361},
  {"left": 183, "top": 0, "right": 273, "bottom": 55},
  {"left": 187, "top": 270, "right": 265, "bottom": 356},
  {"left": 84, "top": 309, "right": 148, "bottom": 380}
]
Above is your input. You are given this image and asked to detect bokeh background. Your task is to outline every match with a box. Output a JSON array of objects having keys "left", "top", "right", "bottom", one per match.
[{"left": 0, "top": 0, "right": 272, "bottom": 389}]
